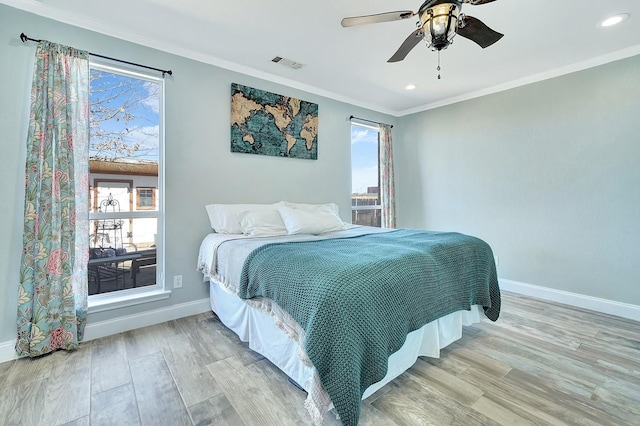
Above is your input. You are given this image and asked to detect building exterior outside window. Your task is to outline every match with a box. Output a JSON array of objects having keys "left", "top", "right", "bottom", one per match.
[
  {"left": 88, "top": 63, "right": 163, "bottom": 296},
  {"left": 351, "top": 123, "right": 381, "bottom": 227}
]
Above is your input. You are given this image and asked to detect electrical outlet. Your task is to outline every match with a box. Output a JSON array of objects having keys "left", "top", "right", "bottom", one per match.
[
  {"left": 494, "top": 256, "right": 499, "bottom": 266},
  {"left": 173, "top": 275, "right": 183, "bottom": 288}
]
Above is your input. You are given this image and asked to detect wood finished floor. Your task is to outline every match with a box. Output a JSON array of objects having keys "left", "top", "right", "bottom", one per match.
[{"left": 1, "top": 291, "right": 639, "bottom": 425}]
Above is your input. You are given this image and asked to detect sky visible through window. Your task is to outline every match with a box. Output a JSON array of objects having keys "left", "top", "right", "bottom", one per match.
[
  {"left": 89, "top": 68, "right": 159, "bottom": 161},
  {"left": 351, "top": 125, "right": 379, "bottom": 194}
]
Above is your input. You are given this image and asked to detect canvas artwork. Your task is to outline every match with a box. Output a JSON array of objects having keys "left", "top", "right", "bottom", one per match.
[{"left": 230, "top": 83, "right": 318, "bottom": 160}]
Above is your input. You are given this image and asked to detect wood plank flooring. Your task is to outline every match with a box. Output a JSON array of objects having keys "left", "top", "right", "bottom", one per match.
[{"left": 1, "top": 291, "right": 639, "bottom": 425}]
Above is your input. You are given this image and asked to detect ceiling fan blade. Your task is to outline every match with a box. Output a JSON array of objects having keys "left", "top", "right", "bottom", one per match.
[
  {"left": 466, "top": 0, "right": 498, "bottom": 5},
  {"left": 388, "top": 29, "right": 424, "bottom": 63},
  {"left": 456, "top": 15, "right": 503, "bottom": 48},
  {"left": 341, "top": 11, "right": 415, "bottom": 27}
]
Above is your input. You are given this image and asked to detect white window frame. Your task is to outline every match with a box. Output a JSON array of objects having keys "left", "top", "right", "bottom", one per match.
[
  {"left": 350, "top": 121, "right": 382, "bottom": 227},
  {"left": 88, "top": 62, "right": 168, "bottom": 312}
]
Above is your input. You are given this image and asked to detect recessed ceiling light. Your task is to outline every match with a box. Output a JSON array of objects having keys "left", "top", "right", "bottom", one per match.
[
  {"left": 405, "top": 84, "right": 417, "bottom": 90},
  {"left": 601, "top": 13, "right": 629, "bottom": 27}
]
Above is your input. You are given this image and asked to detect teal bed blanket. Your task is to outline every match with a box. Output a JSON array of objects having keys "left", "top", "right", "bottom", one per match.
[{"left": 237, "top": 229, "right": 501, "bottom": 426}]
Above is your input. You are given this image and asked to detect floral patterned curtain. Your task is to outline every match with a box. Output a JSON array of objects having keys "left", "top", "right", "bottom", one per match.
[
  {"left": 16, "top": 41, "right": 90, "bottom": 357},
  {"left": 379, "top": 124, "right": 396, "bottom": 229}
]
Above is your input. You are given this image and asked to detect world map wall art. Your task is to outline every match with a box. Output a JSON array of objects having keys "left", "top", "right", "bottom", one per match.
[{"left": 230, "top": 83, "right": 318, "bottom": 160}]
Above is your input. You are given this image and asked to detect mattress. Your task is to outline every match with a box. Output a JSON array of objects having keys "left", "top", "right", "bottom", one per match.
[
  {"left": 209, "top": 279, "right": 483, "bottom": 400},
  {"left": 198, "top": 227, "right": 488, "bottom": 422}
]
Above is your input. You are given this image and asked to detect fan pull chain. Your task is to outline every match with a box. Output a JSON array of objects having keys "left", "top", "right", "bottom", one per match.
[{"left": 437, "top": 51, "right": 441, "bottom": 80}]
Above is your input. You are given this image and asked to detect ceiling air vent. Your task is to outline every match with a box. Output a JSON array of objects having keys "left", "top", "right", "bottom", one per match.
[{"left": 272, "top": 56, "right": 303, "bottom": 70}]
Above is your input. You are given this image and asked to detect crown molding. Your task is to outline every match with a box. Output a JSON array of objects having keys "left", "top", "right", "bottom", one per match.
[
  {"left": 398, "top": 44, "right": 640, "bottom": 116},
  {"left": 1, "top": 0, "right": 397, "bottom": 117},
  {"left": 5, "top": 0, "right": 640, "bottom": 118}
]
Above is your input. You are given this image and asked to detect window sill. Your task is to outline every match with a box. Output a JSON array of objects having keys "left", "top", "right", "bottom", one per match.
[{"left": 88, "top": 287, "right": 171, "bottom": 314}]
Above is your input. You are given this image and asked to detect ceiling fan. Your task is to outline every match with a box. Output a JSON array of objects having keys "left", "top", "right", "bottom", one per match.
[{"left": 341, "top": 0, "right": 504, "bottom": 65}]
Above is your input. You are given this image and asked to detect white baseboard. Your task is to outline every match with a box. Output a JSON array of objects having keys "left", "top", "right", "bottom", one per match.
[
  {"left": 3, "top": 282, "right": 637, "bottom": 364},
  {"left": 0, "top": 297, "right": 211, "bottom": 364},
  {"left": 500, "top": 278, "right": 640, "bottom": 322},
  {"left": 0, "top": 340, "right": 17, "bottom": 365},
  {"left": 83, "top": 297, "right": 211, "bottom": 341}
]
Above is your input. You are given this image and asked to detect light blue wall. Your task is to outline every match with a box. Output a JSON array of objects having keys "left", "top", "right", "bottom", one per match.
[
  {"left": 395, "top": 55, "right": 640, "bottom": 305},
  {"left": 0, "top": 5, "right": 396, "bottom": 343},
  {"left": 3, "top": 3, "right": 637, "bottom": 349}
]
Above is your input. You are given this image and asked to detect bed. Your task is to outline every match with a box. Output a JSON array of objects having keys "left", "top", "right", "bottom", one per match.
[{"left": 197, "top": 202, "right": 501, "bottom": 426}]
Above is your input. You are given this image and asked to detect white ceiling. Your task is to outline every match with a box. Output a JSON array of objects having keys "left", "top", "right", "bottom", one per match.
[{"left": 6, "top": 0, "right": 640, "bottom": 116}]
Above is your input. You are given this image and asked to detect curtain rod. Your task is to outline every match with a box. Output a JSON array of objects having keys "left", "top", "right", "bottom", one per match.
[
  {"left": 349, "top": 115, "right": 393, "bottom": 129},
  {"left": 20, "top": 32, "right": 173, "bottom": 77}
]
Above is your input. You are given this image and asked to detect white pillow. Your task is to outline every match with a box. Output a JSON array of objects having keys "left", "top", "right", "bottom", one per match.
[
  {"left": 205, "top": 203, "right": 281, "bottom": 234},
  {"left": 282, "top": 201, "right": 339, "bottom": 215},
  {"left": 278, "top": 206, "right": 346, "bottom": 235},
  {"left": 239, "top": 210, "right": 288, "bottom": 237}
]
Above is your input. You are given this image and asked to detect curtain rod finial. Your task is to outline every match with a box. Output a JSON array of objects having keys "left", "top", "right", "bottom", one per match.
[{"left": 20, "top": 32, "right": 28, "bottom": 43}]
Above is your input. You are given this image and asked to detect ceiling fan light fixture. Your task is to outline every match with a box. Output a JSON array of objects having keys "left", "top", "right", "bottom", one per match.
[
  {"left": 342, "top": 0, "right": 503, "bottom": 66},
  {"left": 600, "top": 13, "right": 629, "bottom": 27},
  {"left": 420, "top": 2, "right": 461, "bottom": 51}
]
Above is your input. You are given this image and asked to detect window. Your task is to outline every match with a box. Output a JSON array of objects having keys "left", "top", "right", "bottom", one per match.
[
  {"left": 137, "top": 187, "right": 155, "bottom": 210},
  {"left": 88, "top": 63, "right": 163, "bottom": 300},
  {"left": 351, "top": 123, "right": 381, "bottom": 227}
]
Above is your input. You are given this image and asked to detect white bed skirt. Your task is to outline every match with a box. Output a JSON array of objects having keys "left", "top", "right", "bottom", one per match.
[{"left": 209, "top": 280, "right": 484, "bottom": 402}]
